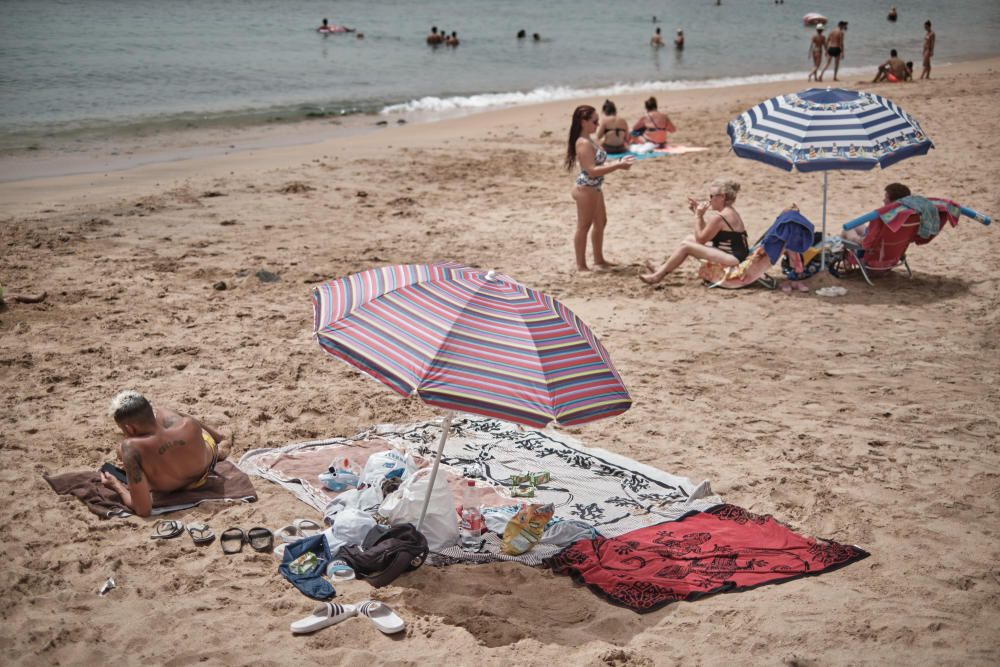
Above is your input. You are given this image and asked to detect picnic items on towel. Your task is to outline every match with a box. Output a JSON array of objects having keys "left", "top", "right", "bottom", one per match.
[
  {"left": 241, "top": 415, "right": 722, "bottom": 565},
  {"left": 545, "top": 504, "right": 870, "bottom": 613},
  {"left": 337, "top": 523, "right": 429, "bottom": 588},
  {"left": 501, "top": 503, "right": 555, "bottom": 555},
  {"left": 44, "top": 460, "right": 258, "bottom": 518},
  {"left": 379, "top": 467, "right": 459, "bottom": 552}
]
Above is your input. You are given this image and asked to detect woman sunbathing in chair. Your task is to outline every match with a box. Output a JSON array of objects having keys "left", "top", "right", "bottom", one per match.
[{"left": 640, "top": 177, "right": 748, "bottom": 284}]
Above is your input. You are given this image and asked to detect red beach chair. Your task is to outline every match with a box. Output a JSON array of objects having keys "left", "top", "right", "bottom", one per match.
[{"left": 830, "top": 198, "right": 990, "bottom": 286}]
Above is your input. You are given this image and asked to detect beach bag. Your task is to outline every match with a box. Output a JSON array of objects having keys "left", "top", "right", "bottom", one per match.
[
  {"left": 338, "top": 523, "right": 429, "bottom": 588},
  {"left": 380, "top": 467, "right": 459, "bottom": 552}
]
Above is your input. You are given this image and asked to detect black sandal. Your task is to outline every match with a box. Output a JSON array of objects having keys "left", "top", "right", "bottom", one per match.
[
  {"left": 220, "top": 527, "right": 245, "bottom": 554},
  {"left": 151, "top": 519, "right": 184, "bottom": 540},
  {"left": 247, "top": 526, "right": 274, "bottom": 553}
]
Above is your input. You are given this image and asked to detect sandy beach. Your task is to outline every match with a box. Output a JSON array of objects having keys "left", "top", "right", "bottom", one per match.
[{"left": 2, "top": 57, "right": 998, "bottom": 665}]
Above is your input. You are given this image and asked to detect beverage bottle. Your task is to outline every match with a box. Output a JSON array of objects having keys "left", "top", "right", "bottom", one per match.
[{"left": 459, "top": 480, "right": 484, "bottom": 551}]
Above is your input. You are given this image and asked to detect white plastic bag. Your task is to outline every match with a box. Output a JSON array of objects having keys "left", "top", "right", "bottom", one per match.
[
  {"left": 359, "top": 449, "right": 417, "bottom": 487},
  {"left": 380, "top": 467, "right": 458, "bottom": 552},
  {"left": 322, "top": 507, "right": 378, "bottom": 556}
]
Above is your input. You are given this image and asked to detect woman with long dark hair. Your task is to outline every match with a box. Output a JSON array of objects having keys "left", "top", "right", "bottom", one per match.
[{"left": 566, "top": 105, "right": 634, "bottom": 272}]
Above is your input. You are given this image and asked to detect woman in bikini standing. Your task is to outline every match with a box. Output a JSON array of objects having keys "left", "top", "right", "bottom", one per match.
[
  {"left": 632, "top": 96, "right": 676, "bottom": 148},
  {"left": 596, "top": 99, "right": 631, "bottom": 154},
  {"left": 566, "top": 105, "right": 635, "bottom": 272},
  {"left": 640, "top": 177, "right": 748, "bottom": 284}
]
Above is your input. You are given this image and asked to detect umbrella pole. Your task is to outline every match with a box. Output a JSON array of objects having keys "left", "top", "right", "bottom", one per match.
[
  {"left": 416, "top": 411, "right": 454, "bottom": 533},
  {"left": 820, "top": 171, "right": 829, "bottom": 271}
]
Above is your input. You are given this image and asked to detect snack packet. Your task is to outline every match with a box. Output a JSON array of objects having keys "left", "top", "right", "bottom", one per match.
[{"left": 501, "top": 503, "right": 555, "bottom": 555}]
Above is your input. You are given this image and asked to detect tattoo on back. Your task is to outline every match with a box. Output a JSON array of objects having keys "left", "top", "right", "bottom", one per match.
[
  {"left": 162, "top": 415, "right": 180, "bottom": 428},
  {"left": 158, "top": 439, "right": 188, "bottom": 455}
]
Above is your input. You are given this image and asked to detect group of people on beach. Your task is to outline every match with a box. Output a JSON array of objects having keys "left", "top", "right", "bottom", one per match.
[
  {"left": 564, "top": 100, "right": 912, "bottom": 287},
  {"left": 808, "top": 17, "right": 935, "bottom": 83},
  {"left": 566, "top": 97, "right": 681, "bottom": 272}
]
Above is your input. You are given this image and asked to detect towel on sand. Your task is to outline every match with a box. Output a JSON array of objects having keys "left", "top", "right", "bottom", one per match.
[
  {"left": 44, "top": 460, "right": 257, "bottom": 518},
  {"left": 545, "top": 504, "right": 869, "bottom": 613}
]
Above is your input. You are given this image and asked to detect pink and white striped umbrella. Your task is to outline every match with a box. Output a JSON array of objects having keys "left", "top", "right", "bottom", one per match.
[{"left": 312, "top": 262, "right": 632, "bottom": 429}]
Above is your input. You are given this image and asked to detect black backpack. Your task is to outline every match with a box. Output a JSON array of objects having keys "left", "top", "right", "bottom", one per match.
[{"left": 338, "top": 523, "right": 429, "bottom": 588}]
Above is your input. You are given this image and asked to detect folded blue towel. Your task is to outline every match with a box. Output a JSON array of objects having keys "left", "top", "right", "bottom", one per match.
[{"left": 760, "top": 210, "right": 816, "bottom": 263}]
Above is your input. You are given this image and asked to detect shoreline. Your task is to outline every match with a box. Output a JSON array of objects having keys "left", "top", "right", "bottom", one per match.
[{"left": 3, "top": 56, "right": 997, "bottom": 189}]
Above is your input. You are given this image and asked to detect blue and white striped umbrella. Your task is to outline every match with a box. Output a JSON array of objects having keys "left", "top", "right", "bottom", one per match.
[
  {"left": 727, "top": 88, "right": 933, "bottom": 267},
  {"left": 727, "top": 88, "right": 933, "bottom": 173}
]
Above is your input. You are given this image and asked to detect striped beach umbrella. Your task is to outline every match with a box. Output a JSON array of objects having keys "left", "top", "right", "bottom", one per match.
[
  {"left": 312, "top": 263, "right": 632, "bottom": 531},
  {"left": 727, "top": 87, "right": 933, "bottom": 267}
]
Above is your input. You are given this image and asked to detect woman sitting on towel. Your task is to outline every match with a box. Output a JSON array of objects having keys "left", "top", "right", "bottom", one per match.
[
  {"left": 640, "top": 177, "right": 748, "bottom": 284},
  {"left": 632, "top": 96, "right": 676, "bottom": 148},
  {"left": 566, "top": 105, "right": 635, "bottom": 272},
  {"left": 596, "top": 100, "right": 631, "bottom": 155}
]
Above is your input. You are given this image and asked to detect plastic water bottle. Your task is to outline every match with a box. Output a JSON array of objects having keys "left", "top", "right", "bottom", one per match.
[{"left": 459, "top": 480, "right": 484, "bottom": 551}]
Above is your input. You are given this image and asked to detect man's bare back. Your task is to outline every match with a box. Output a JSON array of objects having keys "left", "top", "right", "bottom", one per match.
[
  {"left": 102, "top": 391, "right": 229, "bottom": 516},
  {"left": 827, "top": 27, "right": 844, "bottom": 50}
]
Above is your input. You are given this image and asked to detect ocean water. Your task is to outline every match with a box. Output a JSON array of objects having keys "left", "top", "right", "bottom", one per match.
[{"left": 1, "top": 0, "right": 998, "bottom": 150}]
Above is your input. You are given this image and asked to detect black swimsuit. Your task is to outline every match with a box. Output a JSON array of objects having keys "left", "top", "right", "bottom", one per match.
[{"left": 710, "top": 213, "right": 750, "bottom": 261}]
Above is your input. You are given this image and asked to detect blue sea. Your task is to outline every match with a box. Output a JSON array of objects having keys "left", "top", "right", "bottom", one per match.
[{"left": 1, "top": 0, "right": 998, "bottom": 151}]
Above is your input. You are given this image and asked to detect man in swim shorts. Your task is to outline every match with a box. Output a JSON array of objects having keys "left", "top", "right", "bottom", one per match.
[
  {"left": 873, "top": 49, "right": 908, "bottom": 83},
  {"left": 819, "top": 21, "right": 847, "bottom": 82},
  {"left": 100, "top": 390, "right": 229, "bottom": 516}
]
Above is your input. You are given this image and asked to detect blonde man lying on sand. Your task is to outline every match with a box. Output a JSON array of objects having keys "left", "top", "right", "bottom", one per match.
[{"left": 100, "top": 390, "right": 229, "bottom": 517}]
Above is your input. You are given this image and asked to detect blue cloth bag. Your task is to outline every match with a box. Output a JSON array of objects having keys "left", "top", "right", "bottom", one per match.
[{"left": 279, "top": 533, "right": 335, "bottom": 600}]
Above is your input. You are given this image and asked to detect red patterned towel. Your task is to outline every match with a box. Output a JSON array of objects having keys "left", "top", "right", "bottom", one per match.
[{"left": 545, "top": 504, "right": 869, "bottom": 613}]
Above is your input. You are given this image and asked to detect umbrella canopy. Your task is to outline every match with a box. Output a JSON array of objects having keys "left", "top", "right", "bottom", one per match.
[
  {"left": 727, "top": 87, "right": 932, "bottom": 173},
  {"left": 312, "top": 262, "right": 632, "bottom": 534},
  {"left": 727, "top": 87, "right": 933, "bottom": 268},
  {"left": 312, "top": 263, "right": 632, "bottom": 428}
]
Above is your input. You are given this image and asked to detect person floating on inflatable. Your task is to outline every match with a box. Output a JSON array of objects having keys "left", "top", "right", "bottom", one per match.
[{"left": 318, "top": 18, "right": 355, "bottom": 34}]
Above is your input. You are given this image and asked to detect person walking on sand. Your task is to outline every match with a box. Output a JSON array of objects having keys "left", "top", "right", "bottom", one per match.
[
  {"left": 651, "top": 27, "right": 664, "bottom": 47},
  {"left": 819, "top": 21, "right": 847, "bottom": 82},
  {"left": 808, "top": 26, "right": 826, "bottom": 81},
  {"left": 100, "top": 390, "right": 230, "bottom": 517},
  {"left": 921, "top": 20, "right": 935, "bottom": 79},
  {"left": 566, "top": 105, "right": 635, "bottom": 272}
]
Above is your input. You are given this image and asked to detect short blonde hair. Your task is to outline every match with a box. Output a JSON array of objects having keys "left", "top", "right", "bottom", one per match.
[
  {"left": 710, "top": 178, "right": 741, "bottom": 205},
  {"left": 109, "top": 390, "right": 153, "bottom": 422}
]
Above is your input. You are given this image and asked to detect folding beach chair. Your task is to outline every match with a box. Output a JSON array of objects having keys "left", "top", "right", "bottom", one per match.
[{"left": 828, "top": 198, "right": 992, "bottom": 286}]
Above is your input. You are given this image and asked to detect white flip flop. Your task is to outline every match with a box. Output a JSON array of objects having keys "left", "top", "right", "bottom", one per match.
[
  {"left": 289, "top": 602, "right": 357, "bottom": 635},
  {"left": 294, "top": 518, "right": 324, "bottom": 538},
  {"left": 356, "top": 600, "right": 406, "bottom": 634},
  {"left": 275, "top": 525, "right": 299, "bottom": 544}
]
